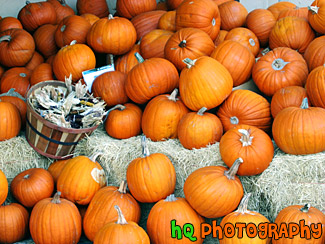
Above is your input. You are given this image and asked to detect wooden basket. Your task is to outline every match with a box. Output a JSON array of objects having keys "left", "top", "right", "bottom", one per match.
[{"left": 25, "top": 81, "right": 99, "bottom": 159}]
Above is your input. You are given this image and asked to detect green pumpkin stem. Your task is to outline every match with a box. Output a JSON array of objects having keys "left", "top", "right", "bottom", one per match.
[
  {"left": 52, "top": 192, "right": 62, "bottom": 204},
  {"left": 108, "top": 14, "right": 114, "bottom": 20},
  {"left": 0, "top": 88, "right": 26, "bottom": 101},
  {"left": 238, "top": 129, "right": 253, "bottom": 147},
  {"left": 197, "top": 107, "right": 207, "bottom": 116},
  {"left": 115, "top": 205, "right": 128, "bottom": 225},
  {"left": 0, "top": 35, "right": 11, "bottom": 43},
  {"left": 237, "top": 193, "right": 252, "bottom": 213},
  {"left": 308, "top": 5, "right": 319, "bottom": 14},
  {"left": 118, "top": 180, "right": 127, "bottom": 194},
  {"left": 179, "top": 40, "right": 186, "bottom": 48},
  {"left": 134, "top": 52, "right": 144, "bottom": 63},
  {"left": 300, "top": 203, "right": 310, "bottom": 213},
  {"left": 224, "top": 158, "right": 243, "bottom": 180},
  {"left": 165, "top": 194, "right": 178, "bottom": 202},
  {"left": 300, "top": 97, "right": 309, "bottom": 109},
  {"left": 168, "top": 88, "right": 178, "bottom": 102},
  {"left": 182, "top": 58, "right": 196, "bottom": 69},
  {"left": 141, "top": 135, "right": 150, "bottom": 157}
]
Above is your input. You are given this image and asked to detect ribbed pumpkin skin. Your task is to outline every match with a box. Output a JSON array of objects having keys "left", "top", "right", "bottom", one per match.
[
  {"left": 219, "top": 125, "right": 274, "bottom": 176},
  {"left": 11, "top": 168, "right": 54, "bottom": 208},
  {"left": 308, "top": 0, "right": 325, "bottom": 34},
  {"left": 47, "top": 159, "right": 70, "bottom": 184},
  {"left": 246, "top": 9, "right": 276, "bottom": 47},
  {"left": 0, "top": 95, "right": 27, "bottom": 127},
  {"left": 29, "top": 194, "right": 82, "bottom": 244},
  {"left": 278, "top": 7, "right": 308, "bottom": 21},
  {"left": 125, "top": 57, "right": 179, "bottom": 104},
  {"left": 179, "top": 56, "right": 233, "bottom": 111},
  {"left": 306, "top": 65, "right": 325, "bottom": 108},
  {"left": 105, "top": 103, "right": 142, "bottom": 139},
  {"left": 217, "top": 90, "right": 271, "bottom": 132},
  {"left": 142, "top": 92, "right": 189, "bottom": 141},
  {"left": 33, "top": 24, "right": 58, "bottom": 58},
  {"left": 0, "top": 17, "right": 23, "bottom": 32},
  {"left": 184, "top": 165, "right": 243, "bottom": 218},
  {"left": 0, "top": 203, "right": 29, "bottom": 244},
  {"left": 271, "top": 86, "right": 309, "bottom": 118},
  {"left": 213, "top": 0, "right": 234, "bottom": 5},
  {"left": 0, "top": 28, "right": 35, "bottom": 68},
  {"left": 177, "top": 109, "right": 223, "bottom": 149},
  {"left": 30, "top": 63, "right": 54, "bottom": 86},
  {"left": 219, "top": 1, "right": 248, "bottom": 31},
  {"left": 269, "top": 16, "right": 315, "bottom": 54},
  {"left": 252, "top": 47, "right": 309, "bottom": 96},
  {"left": 115, "top": 43, "right": 140, "bottom": 74},
  {"left": 87, "top": 16, "right": 136, "bottom": 55},
  {"left": 267, "top": 1, "right": 296, "bottom": 19},
  {"left": 57, "top": 156, "right": 106, "bottom": 205},
  {"left": 0, "top": 67, "right": 31, "bottom": 97},
  {"left": 214, "top": 29, "right": 228, "bottom": 46},
  {"left": 304, "top": 35, "right": 325, "bottom": 72},
  {"left": 167, "top": 0, "right": 184, "bottom": 10},
  {"left": 158, "top": 10, "right": 176, "bottom": 32},
  {"left": 25, "top": 51, "right": 44, "bottom": 71},
  {"left": 0, "top": 101, "right": 21, "bottom": 141},
  {"left": 273, "top": 205, "right": 325, "bottom": 244},
  {"left": 76, "top": 0, "right": 109, "bottom": 18},
  {"left": 80, "top": 13, "right": 100, "bottom": 26},
  {"left": 164, "top": 28, "right": 215, "bottom": 70},
  {"left": 83, "top": 184, "right": 141, "bottom": 241},
  {"left": 47, "top": 0, "right": 75, "bottom": 24},
  {"left": 147, "top": 196, "right": 204, "bottom": 244},
  {"left": 272, "top": 101, "right": 325, "bottom": 155},
  {"left": 175, "top": 0, "right": 221, "bottom": 40},
  {"left": 116, "top": 0, "right": 157, "bottom": 19},
  {"left": 210, "top": 40, "right": 255, "bottom": 87},
  {"left": 0, "top": 169, "right": 8, "bottom": 205}
]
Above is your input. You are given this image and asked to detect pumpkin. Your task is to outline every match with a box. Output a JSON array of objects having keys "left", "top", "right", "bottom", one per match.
[
  {"left": 157, "top": 1, "right": 168, "bottom": 10},
  {"left": 57, "top": 154, "right": 106, "bottom": 205},
  {"left": 224, "top": 27, "right": 260, "bottom": 57},
  {"left": 214, "top": 29, "right": 228, "bottom": 46},
  {"left": 178, "top": 107, "right": 223, "bottom": 149},
  {"left": 47, "top": 0, "right": 75, "bottom": 24},
  {"left": 0, "top": 65, "right": 4, "bottom": 79},
  {"left": 246, "top": 9, "right": 276, "bottom": 47},
  {"left": 83, "top": 181, "right": 141, "bottom": 241},
  {"left": 210, "top": 40, "right": 255, "bottom": 87},
  {"left": 11, "top": 168, "right": 54, "bottom": 208},
  {"left": 158, "top": 10, "right": 176, "bottom": 32},
  {"left": 175, "top": 0, "right": 221, "bottom": 40},
  {"left": 219, "top": 194, "right": 271, "bottom": 243},
  {"left": 304, "top": 35, "right": 325, "bottom": 72},
  {"left": 306, "top": 64, "right": 325, "bottom": 108},
  {"left": 147, "top": 194, "right": 204, "bottom": 244},
  {"left": 116, "top": 0, "right": 157, "bottom": 19},
  {"left": 131, "top": 10, "right": 167, "bottom": 41},
  {"left": 219, "top": 1, "right": 248, "bottom": 31},
  {"left": 126, "top": 136, "right": 176, "bottom": 203},
  {"left": 219, "top": 124, "right": 274, "bottom": 176},
  {"left": 53, "top": 40, "right": 96, "bottom": 82},
  {"left": 93, "top": 205, "right": 150, "bottom": 244},
  {"left": 164, "top": 27, "right": 215, "bottom": 70},
  {"left": 25, "top": 51, "right": 44, "bottom": 71},
  {"left": 213, "top": 0, "right": 234, "bottom": 5},
  {"left": 0, "top": 169, "right": 8, "bottom": 205},
  {"left": 179, "top": 56, "right": 233, "bottom": 111},
  {"left": 33, "top": 24, "right": 58, "bottom": 58},
  {"left": 46, "top": 55, "right": 56, "bottom": 65},
  {"left": 30, "top": 63, "right": 54, "bottom": 86},
  {"left": 142, "top": 88, "right": 189, "bottom": 141},
  {"left": 92, "top": 71, "right": 128, "bottom": 107},
  {"left": 55, "top": 15, "right": 91, "bottom": 47},
  {"left": 29, "top": 192, "right": 82, "bottom": 244},
  {"left": 125, "top": 53, "right": 179, "bottom": 104},
  {"left": 0, "top": 16, "right": 23, "bottom": 32},
  {"left": 308, "top": 0, "right": 325, "bottom": 34},
  {"left": 0, "top": 202, "right": 29, "bottom": 244},
  {"left": 18, "top": 1, "right": 57, "bottom": 32},
  {"left": 47, "top": 159, "right": 70, "bottom": 184},
  {"left": 217, "top": 89, "right": 271, "bottom": 132},
  {"left": 140, "top": 29, "right": 173, "bottom": 59},
  {"left": 252, "top": 47, "right": 309, "bottom": 96},
  {"left": 184, "top": 158, "right": 244, "bottom": 218},
  {"left": 87, "top": 15, "right": 136, "bottom": 55},
  {"left": 76, "top": 0, "right": 109, "bottom": 18},
  {"left": 272, "top": 97, "right": 325, "bottom": 155},
  {"left": 0, "top": 28, "right": 35, "bottom": 68},
  {"left": 269, "top": 16, "right": 315, "bottom": 54},
  {"left": 81, "top": 13, "right": 100, "bottom": 26},
  {"left": 166, "top": 0, "right": 184, "bottom": 10},
  {"left": 115, "top": 43, "right": 140, "bottom": 74},
  {"left": 273, "top": 204, "right": 325, "bottom": 244},
  {"left": 278, "top": 6, "right": 308, "bottom": 21},
  {"left": 271, "top": 86, "right": 309, "bottom": 118},
  {"left": 267, "top": 1, "right": 297, "bottom": 20},
  {"left": 0, "top": 67, "right": 31, "bottom": 98},
  {"left": 0, "top": 101, "right": 21, "bottom": 141},
  {"left": 105, "top": 103, "right": 143, "bottom": 139}
]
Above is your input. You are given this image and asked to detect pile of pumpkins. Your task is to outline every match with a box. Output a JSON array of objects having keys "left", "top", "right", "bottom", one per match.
[{"left": 0, "top": 0, "right": 325, "bottom": 243}]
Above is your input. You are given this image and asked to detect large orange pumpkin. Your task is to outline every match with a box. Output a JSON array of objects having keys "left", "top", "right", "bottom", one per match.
[
  {"left": 0, "top": 169, "right": 8, "bottom": 205},
  {"left": 304, "top": 35, "right": 325, "bottom": 72},
  {"left": 30, "top": 63, "right": 54, "bottom": 86},
  {"left": 116, "top": 0, "right": 157, "bottom": 19},
  {"left": 76, "top": 0, "right": 109, "bottom": 18},
  {"left": 0, "top": 101, "right": 21, "bottom": 141},
  {"left": 278, "top": 6, "right": 308, "bottom": 21},
  {"left": 33, "top": 24, "right": 58, "bottom": 58},
  {"left": 0, "top": 16, "right": 23, "bottom": 32},
  {"left": 47, "top": 0, "right": 75, "bottom": 24},
  {"left": 218, "top": 1, "right": 248, "bottom": 31},
  {"left": 306, "top": 64, "right": 325, "bottom": 108},
  {"left": 0, "top": 67, "right": 31, "bottom": 97},
  {"left": 308, "top": 0, "right": 325, "bottom": 34},
  {"left": 267, "top": 1, "right": 297, "bottom": 20}
]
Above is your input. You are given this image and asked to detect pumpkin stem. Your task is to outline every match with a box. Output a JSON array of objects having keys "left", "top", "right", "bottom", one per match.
[
  {"left": 261, "top": 47, "right": 270, "bottom": 56},
  {"left": 108, "top": 14, "right": 114, "bottom": 20},
  {"left": 52, "top": 191, "right": 62, "bottom": 204},
  {"left": 115, "top": 205, "right": 128, "bottom": 225},
  {"left": 70, "top": 40, "right": 77, "bottom": 46},
  {"left": 0, "top": 88, "right": 26, "bottom": 101},
  {"left": 249, "top": 38, "right": 256, "bottom": 47},
  {"left": 197, "top": 107, "right": 207, "bottom": 116},
  {"left": 60, "top": 25, "right": 66, "bottom": 32},
  {"left": 141, "top": 135, "right": 150, "bottom": 157},
  {"left": 26, "top": 1, "right": 30, "bottom": 4},
  {"left": 272, "top": 58, "right": 290, "bottom": 71},
  {"left": 224, "top": 158, "right": 243, "bottom": 180},
  {"left": 300, "top": 203, "right": 310, "bottom": 213},
  {"left": 60, "top": 0, "right": 67, "bottom": 5},
  {"left": 182, "top": 58, "right": 196, "bottom": 69},
  {"left": 0, "top": 35, "right": 11, "bottom": 43},
  {"left": 179, "top": 40, "right": 186, "bottom": 48},
  {"left": 3, "top": 200, "right": 10, "bottom": 206},
  {"left": 106, "top": 54, "right": 114, "bottom": 65},
  {"left": 165, "top": 194, "right": 178, "bottom": 202},
  {"left": 118, "top": 180, "right": 127, "bottom": 194},
  {"left": 23, "top": 174, "right": 30, "bottom": 179},
  {"left": 239, "top": 129, "right": 253, "bottom": 147},
  {"left": 212, "top": 18, "right": 216, "bottom": 26},
  {"left": 230, "top": 116, "right": 239, "bottom": 125},
  {"left": 237, "top": 193, "right": 252, "bottom": 214},
  {"left": 134, "top": 52, "right": 145, "bottom": 63},
  {"left": 308, "top": 5, "right": 319, "bottom": 14},
  {"left": 167, "top": 88, "right": 178, "bottom": 102},
  {"left": 300, "top": 97, "right": 309, "bottom": 109},
  {"left": 108, "top": 104, "right": 126, "bottom": 112}
]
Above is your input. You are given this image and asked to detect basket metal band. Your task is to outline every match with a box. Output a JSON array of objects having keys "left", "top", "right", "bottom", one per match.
[{"left": 26, "top": 118, "right": 79, "bottom": 146}]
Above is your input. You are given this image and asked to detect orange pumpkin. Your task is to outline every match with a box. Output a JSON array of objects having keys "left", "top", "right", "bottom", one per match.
[
  {"left": 47, "top": 159, "right": 70, "bottom": 184},
  {"left": 213, "top": 0, "right": 234, "bottom": 5},
  {"left": 158, "top": 10, "right": 176, "bottom": 32},
  {"left": 115, "top": 43, "right": 140, "bottom": 74},
  {"left": 306, "top": 64, "right": 325, "bottom": 108},
  {"left": 184, "top": 158, "right": 244, "bottom": 218},
  {"left": 308, "top": 0, "right": 325, "bottom": 34},
  {"left": 30, "top": 63, "right": 54, "bottom": 86},
  {"left": 0, "top": 169, "right": 8, "bottom": 205},
  {"left": 0, "top": 67, "right": 31, "bottom": 97},
  {"left": 116, "top": 0, "right": 157, "bottom": 19},
  {"left": 214, "top": 29, "right": 228, "bottom": 46},
  {"left": 0, "top": 101, "right": 21, "bottom": 141},
  {"left": 0, "top": 65, "right": 4, "bottom": 79},
  {"left": 126, "top": 136, "right": 176, "bottom": 203},
  {"left": 304, "top": 35, "right": 325, "bottom": 72},
  {"left": 33, "top": 24, "right": 58, "bottom": 58},
  {"left": 25, "top": 51, "right": 44, "bottom": 71},
  {"left": 219, "top": 1, "right": 248, "bottom": 31},
  {"left": 83, "top": 181, "right": 141, "bottom": 241},
  {"left": 47, "top": 0, "right": 75, "bottom": 24},
  {"left": 166, "top": 0, "right": 184, "bottom": 10},
  {"left": 278, "top": 6, "right": 308, "bottom": 21},
  {"left": 76, "top": 0, "right": 109, "bottom": 18},
  {"left": 0, "top": 17, "right": 23, "bottom": 32},
  {"left": 81, "top": 13, "right": 100, "bottom": 26},
  {"left": 267, "top": 1, "right": 297, "bottom": 20}
]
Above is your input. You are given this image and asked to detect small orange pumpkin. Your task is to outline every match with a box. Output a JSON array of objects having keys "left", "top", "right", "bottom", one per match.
[
  {"left": 116, "top": 0, "right": 157, "bottom": 19},
  {"left": 306, "top": 64, "right": 325, "bottom": 108},
  {"left": 219, "top": 1, "right": 248, "bottom": 31},
  {"left": 0, "top": 67, "right": 31, "bottom": 97},
  {"left": 0, "top": 169, "right": 8, "bottom": 205},
  {"left": 308, "top": 0, "right": 325, "bottom": 34},
  {"left": 33, "top": 24, "right": 58, "bottom": 58},
  {"left": 0, "top": 101, "right": 21, "bottom": 141},
  {"left": 47, "top": 0, "right": 75, "bottom": 24},
  {"left": 0, "top": 17, "right": 23, "bottom": 32},
  {"left": 158, "top": 10, "right": 176, "bottom": 32},
  {"left": 30, "top": 63, "right": 54, "bottom": 86},
  {"left": 303, "top": 35, "right": 325, "bottom": 72},
  {"left": 115, "top": 43, "right": 140, "bottom": 74},
  {"left": 25, "top": 51, "right": 44, "bottom": 71},
  {"left": 76, "top": 0, "right": 109, "bottom": 18},
  {"left": 47, "top": 159, "right": 70, "bottom": 184}
]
